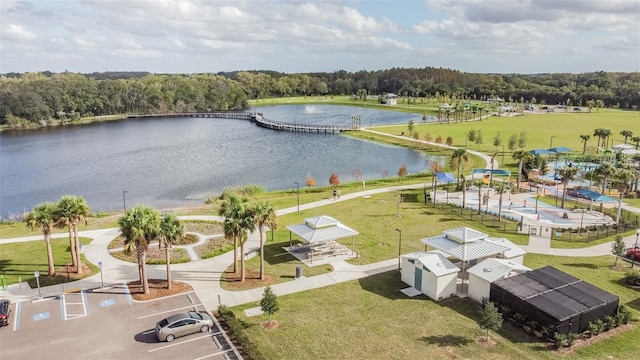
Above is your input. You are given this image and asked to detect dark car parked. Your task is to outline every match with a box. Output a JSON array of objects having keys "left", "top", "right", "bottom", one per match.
[{"left": 0, "top": 299, "right": 10, "bottom": 327}]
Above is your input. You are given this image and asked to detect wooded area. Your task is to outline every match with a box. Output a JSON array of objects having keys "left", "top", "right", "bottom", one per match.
[{"left": 1, "top": 68, "right": 638, "bottom": 126}]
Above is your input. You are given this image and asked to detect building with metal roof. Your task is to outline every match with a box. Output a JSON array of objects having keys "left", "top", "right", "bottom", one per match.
[
  {"left": 467, "top": 258, "right": 531, "bottom": 303},
  {"left": 400, "top": 252, "right": 459, "bottom": 301}
]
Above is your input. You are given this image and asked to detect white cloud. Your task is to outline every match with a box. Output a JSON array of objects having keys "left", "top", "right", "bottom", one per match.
[
  {"left": 0, "top": 0, "right": 637, "bottom": 73},
  {"left": 2, "top": 23, "right": 36, "bottom": 40}
]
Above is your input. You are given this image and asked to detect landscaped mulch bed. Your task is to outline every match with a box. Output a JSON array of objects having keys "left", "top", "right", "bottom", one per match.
[{"left": 126, "top": 279, "right": 192, "bottom": 301}]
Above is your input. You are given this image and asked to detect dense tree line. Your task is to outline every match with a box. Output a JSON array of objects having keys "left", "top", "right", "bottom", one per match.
[{"left": 1, "top": 68, "right": 638, "bottom": 125}]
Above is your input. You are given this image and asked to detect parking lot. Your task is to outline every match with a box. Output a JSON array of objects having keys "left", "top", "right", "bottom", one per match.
[{"left": 0, "top": 285, "right": 241, "bottom": 359}]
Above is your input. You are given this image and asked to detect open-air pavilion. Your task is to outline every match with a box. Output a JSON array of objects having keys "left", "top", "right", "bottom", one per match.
[{"left": 285, "top": 215, "right": 358, "bottom": 265}]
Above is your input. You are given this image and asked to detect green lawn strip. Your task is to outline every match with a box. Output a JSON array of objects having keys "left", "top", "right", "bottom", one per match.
[
  {"left": 227, "top": 271, "right": 555, "bottom": 360},
  {"left": 0, "top": 213, "right": 121, "bottom": 239},
  {"left": 0, "top": 237, "right": 97, "bottom": 287},
  {"left": 110, "top": 248, "right": 190, "bottom": 265},
  {"left": 222, "top": 189, "right": 526, "bottom": 290},
  {"left": 550, "top": 230, "right": 635, "bottom": 249},
  {"left": 225, "top": 255, "right": 640, "bottom": 360},
  {"left": 373, "top": 108, "right": 637, "bottom": 154}
]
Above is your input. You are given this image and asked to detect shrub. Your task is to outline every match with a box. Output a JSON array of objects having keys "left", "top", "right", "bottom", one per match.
[
  {"left": 604, "top": 315, "right": 617, "bottom": 330},
  {"left": 512, "top": 313, "right": 526, "bottom": 327},
  {"left": 617, "top": 305, "right": 632, "bottom": 325},
  {"left": 553, "top": 332, "right": 567, "bottom": 349},
  {"left": 566, "top": 332, "right": 578, "bottom": 347},
  {"left": 526, "top": 320, "right": 539, "bottom": 333},
  {"left": 540, "top": 326, "right": 554, "bottom": 341},
  {"left": 588, "top": 319, "right": 605, "bottom": 336},
  {"left": 623, "top": 272, "right": 640, "bottom": 286}
]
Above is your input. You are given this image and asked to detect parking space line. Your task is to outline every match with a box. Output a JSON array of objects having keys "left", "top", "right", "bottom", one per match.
[
  {"left": 61, "top": 291, "right": 88, "bottom": 320},
  {"left": 136, "top": 303, "right": 203, "bottom": 320},
  {"left": 194, "top": 349, "right": 234, "bottom": 360},
  {"left": 121, "top": 282, "right": 133, "bottom": 306},
  {"left": 148, "top": 333, "right": 214, "bottom": 352}
]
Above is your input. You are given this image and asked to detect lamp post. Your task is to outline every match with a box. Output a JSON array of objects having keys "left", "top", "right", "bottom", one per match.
[
  {"left": 395, "top": 229, "right": 402, "bottom": 272},
  {"left": 633, "top": 229, "right": 640, "bottom": 269},
  {"left": 549, "top": 136, "right": 555, "bottom": 161},
  {"left": 34, "top": 271, "right": 41, "bottom": 299},
  {"left": 122, "top": 190, "right": 127, "bottom": 213},
  {"left": 98, "top": 261, "right": 104, "bottom": 288},
  {"left": 294, "top": 182, "right": 300, "bottom": 213},
  {"left": 501, "top": 144, "right": 505, "bottom": 167}
]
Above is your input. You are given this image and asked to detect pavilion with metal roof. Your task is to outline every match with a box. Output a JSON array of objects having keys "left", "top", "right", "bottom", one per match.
[
  {"left": 286, "top": 215, "right": 359, "bottom": 264},
  {"left": 420, "top": 227, "right": 527, "bottom": 296}
]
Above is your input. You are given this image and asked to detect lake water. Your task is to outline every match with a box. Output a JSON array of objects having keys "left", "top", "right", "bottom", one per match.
[{"left": 0, "top": 105, "right": 443, "bottom": 217}]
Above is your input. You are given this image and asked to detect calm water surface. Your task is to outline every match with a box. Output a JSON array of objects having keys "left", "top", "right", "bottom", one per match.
[{"left": 0, "top": 105, "right": 443, "bottom": 217}]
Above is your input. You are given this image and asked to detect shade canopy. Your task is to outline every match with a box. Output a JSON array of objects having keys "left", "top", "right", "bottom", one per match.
[
  {"left": 568, "top": 188, "right": 617, "bottom": 203},
  {"left": 436, "top": 172, "right": 457, "bottom": 183},
  {"left": 549, "top": 146, "right": 573, "bottom": 153},
  {"left": 286, "top": 215, "right": 359, "bottom": 244},
  {"left": 529, "top": 149, "right": 551, "bottom": 155}
]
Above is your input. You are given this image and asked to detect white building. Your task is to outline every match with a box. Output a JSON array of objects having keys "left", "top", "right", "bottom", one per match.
[
  {"left": 467, "top": 258, "right": 531, "bottom": 303},
  {"left": 400, "top": 252, "right": 459, "bottom": 301}
]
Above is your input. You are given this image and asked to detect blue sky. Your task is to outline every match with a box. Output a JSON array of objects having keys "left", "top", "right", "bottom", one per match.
[{"left": 1, "top": 0, "right": 638, "bottom": 74}]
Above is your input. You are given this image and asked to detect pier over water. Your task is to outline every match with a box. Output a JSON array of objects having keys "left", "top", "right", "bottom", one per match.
[{"left": 127, "top": 112, "right": 360, "bottom": 133}]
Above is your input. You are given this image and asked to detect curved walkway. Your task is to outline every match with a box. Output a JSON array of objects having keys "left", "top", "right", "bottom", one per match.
[{"left": 3, "top": 185, "right": 640, "bottom": 311}]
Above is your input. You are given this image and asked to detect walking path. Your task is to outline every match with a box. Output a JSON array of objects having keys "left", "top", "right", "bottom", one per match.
[{"left": 2, "top": 138, "right": 639, "bottom": 311}]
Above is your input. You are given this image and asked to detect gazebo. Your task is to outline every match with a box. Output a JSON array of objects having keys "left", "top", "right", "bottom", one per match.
[{"left": 286, "top": 215, "right": 359, "bottom": 263}]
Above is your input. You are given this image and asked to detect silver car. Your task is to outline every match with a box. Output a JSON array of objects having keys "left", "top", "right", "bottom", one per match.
[{"left": 155, "top": 311, "right": 213, "bottom": 342}]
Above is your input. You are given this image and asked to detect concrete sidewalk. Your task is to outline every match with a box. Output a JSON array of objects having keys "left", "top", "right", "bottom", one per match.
[{"left": 3, "top": 181, "right": 640, "bottom": 311}]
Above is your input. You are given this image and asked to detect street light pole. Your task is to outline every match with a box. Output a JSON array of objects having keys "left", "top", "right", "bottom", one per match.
[
  {"left": 395, "top": 229, "right": 402, "bottom": 272},
  {"left": 294, "top": 182, "right": 300, "bottom": 213},
  {"left": 633, "top": 229, "right": 640, "bottom": 268},
  {"left": 98, "top": 261, "right": 104, "bottom": 288},
  {"left": 122, "top": 190, "right": 127, "bottom": 213},
  {"left": 549, "top": 136, "right": 555, "bottom": 160},
  {"left": 501, "top": 144, "right": 505, "bottom": 167}
]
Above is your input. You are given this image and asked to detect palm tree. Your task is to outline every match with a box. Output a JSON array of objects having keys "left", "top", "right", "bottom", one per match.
[
  {"left": 579, "top": 134, "right": 591, "bottom": 154},
  {"left": 119, "top": 205, "right": 160, "bottom": 295},
  {"left": 460, "top": 175, "right": 467, "bottom": 208},
  {"left": 24, "top": 202, "right": 58, "bottom": 276},
  {"left": 494, "top": 182, "right": 509, "bottom": 220},
  {"left": 252, "top": 201, "right": 278, "bottom": 281},
  {"left": 512, "top": 150, "right": 531, "bottom": 189},
  {"left": 451, "top": 148, "right": 469, "bottom": 182},
  {"left": 620, "top": 130, "right": 633, "bottom": 144},
  {"left": 556, "top": 167, "right": 579, "bottom": 209},
  {"left": 55, "top": 195, "right": 91, "bottom": 274},
  {"left": 594, "top": 163, "right": 616, "bottom": 195},
  {"left": 612, "top": 167, "right": 635, "bottom": 224},
  {"left": 593, "top": 128, "right": 604, "bottom": 150},
  {"left": 158, "top": 214, "right": 184, "bottom": 290},
  {"left": 600, "top": 129, "right": 612, "bottom": 149},
  {"left": 631, "top": 136, "right": 640, "bottom": 150},
  {"left": 218, "top": 194, "right": 249, "bottom": 275}
]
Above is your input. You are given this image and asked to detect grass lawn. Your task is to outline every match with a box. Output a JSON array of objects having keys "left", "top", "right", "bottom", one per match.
[
  {"left": 0, "top": 237, "right": 97, "bottom": 287},
  {"left": 226, "top": 254, "right": 640, "bottom": 360},
  {"left": 222, "top": 188, "right": 528, "bottom": 290}
]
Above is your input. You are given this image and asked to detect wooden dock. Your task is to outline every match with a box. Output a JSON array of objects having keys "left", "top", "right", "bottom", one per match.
[{"left": 127, "top": 112, "right": 360, "bottom": 133}]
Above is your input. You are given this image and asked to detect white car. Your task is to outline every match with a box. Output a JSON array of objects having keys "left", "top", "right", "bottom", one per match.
[{"left": 155, "top": 311, "right": 213, "bottom": 342}]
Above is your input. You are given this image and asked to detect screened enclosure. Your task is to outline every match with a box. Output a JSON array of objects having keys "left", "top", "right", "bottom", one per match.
[{"left": 490, "top": 266, "right": 619, "bottom": 334}]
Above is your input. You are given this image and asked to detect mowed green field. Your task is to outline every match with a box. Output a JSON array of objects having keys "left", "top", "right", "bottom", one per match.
[
  {"left": 378, "top": 109, "right": 640, "bottom": 155},
  {"left": 229, "top": 254, "right": 640, "bottom": 360}
]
